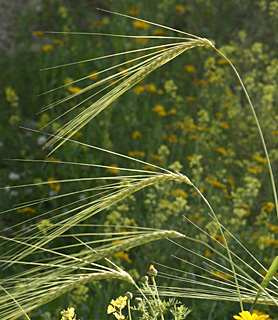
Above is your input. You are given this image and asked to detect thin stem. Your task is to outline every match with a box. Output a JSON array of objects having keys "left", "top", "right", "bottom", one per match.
[
  {"left": 192, "top": 184, "right": 244, "bottom": 311},
  {"left": 214, "top": 47, "right": 278, "bottom": 222},
  {"left": 151, "top": 276, "right": 165, "bottom": 320},
  {"left": 127, "top": 299, "right": 132, "bottom": 320}
]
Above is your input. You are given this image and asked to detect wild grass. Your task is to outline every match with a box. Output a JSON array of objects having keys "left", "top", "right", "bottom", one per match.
[{"left": 1, "top": 5, "right": 278, "bottom": 320}]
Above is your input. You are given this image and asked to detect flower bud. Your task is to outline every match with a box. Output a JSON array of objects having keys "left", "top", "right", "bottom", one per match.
[
  {"left": 140, "top": 275, "right": 149, "bottom": 283},
  {"left": 125, "top": 291, "right": 133, "bottom": 300},
  {"left": 135, "top": 297, "right": 143, "bottom": 304},
  {"left": 147, "top": 264, "right": 157, "bottom": 277}
]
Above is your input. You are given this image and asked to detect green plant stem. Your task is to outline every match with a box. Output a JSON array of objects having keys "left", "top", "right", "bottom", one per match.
[
  {"left": 134, "top": 282, "right": 157, "bottom": 320},
  {"left": 127, "top": 299, "right": 132, "bottom": 320},
  {"left": 214, "top": 47, "right": 278, "bottom": 222},
  {"left": 151, "top": 276, "right": 165, "bottom": 320},
  {"left": 192, "top": 184, "right": 244, "bottom": 311}
]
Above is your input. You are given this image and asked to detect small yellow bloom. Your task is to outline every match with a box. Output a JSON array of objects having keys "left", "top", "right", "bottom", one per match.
[
  {"left": 269, "top": 224, "right": 278, "bottom": 233},
  {"left": 107, "top": 164, "right": 120, "bottom": 175},
  {"left": 215, "top": 147, "right": 227, "bottom": 156},
  {"left": 107, "top": 304, "right": 116, "bottom": 314},
  {"left": 32, "top": 31, "right": 44, "bottom": 36},
  {"left": 233, "top": 310, "right": 269, "bottom": 320},
  {"left": 128, "top": 151, "right": 145, "bottom": 157},
  {"left": 53, "top": 39, "right": 64, "bottom": 44},
  {"left": 189, "top": 135, "right": 197, "bottom": 140},
  {"left": 142, "top": 165, "right": 157, "bottom": 171},
  {"left": 132, "top": 131, "right": 142, "bottom": 139},
  {"left": 157, "top": 89, "right": 164, "bottom": 95},
  {"left": 205, "top": 249, "right": 211, "bottom": 258},
  {"left": 42, "top": 44, "right": 54, "bottom": 51},
  {"left": 185, "top": 65, "right": 196, "bottom": 73},
  {"left": 261, "top": 202, "right": 275, "bottom": 212},
  {"left": 218, "top": 58, "right": 234, "bottom": 65},
  {"left": 220, "top": 121, "right": 230, "bottom": 129},
  {"left": 154, "top": 29, "right": 165, "bottom": 35},
  {"left": 133, "top": 85, "right": 145, "bottom": 94},
  {"left": 17, "top": 207, "right": 36, "bottom": 214},
  {"left": 221, "top": 102, "right": 230, "bottom": 108},
  {"left": 152, "top": 104, "right": 166, "bottom": 116},
  {"left": 114, "top": 252, "right": 132, "bottom": 263},
  {"left": 168, "top": 134, "right": 178, "bottom": 143},
  {"left": 248, "top": 165, "right": 263, "bottom": 174},
  {"left": 272, "top": 130, "right": 278, "bottom": 135},
  {"left": 145, "top": 83, "right": 156, "bottom": 93},
  {"left": 133, "top": 20, "right": 150, "bottom": 30},
  {"left": 239, "top": 204, "right": 250, "bottom": 216},
  {"left": 69, "top": 87, "right": 81, "bottom": 94},
  {"left": 89, "top": 71, "right": 100, "bottom": 80},
  {"left": 175, "top": 5, "right": 185, "bottom": 13},
  {"left": 151, "top": 154, "right": 162, "bottom": 162},
  {"left": 172, "top": 189, "right": 188, "bottom": 198},
  {"left": 210, "top": 269, "right": 232, "bottom": 279},
  {"left": 205, "top": 176, "right": 226, "bottom": 188},
  {"left": 186, "top": 96, "right": 197, "bottom": 102},
  {"left": 129, "top": 6, "right": 139, "bottom": 15},
  {"left": 168, "top": 108, "right": 177, "bottom": 115},
  {"left": 48, "top": 178, "right": 61, "bottom": 192},
  {"left": 253, "top": 155, "right": 267, "bottom": 164}
]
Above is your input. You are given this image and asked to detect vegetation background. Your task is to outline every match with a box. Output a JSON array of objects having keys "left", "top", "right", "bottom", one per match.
[{"left": 0, "top": 0, "right": 278, "bottom": 319}]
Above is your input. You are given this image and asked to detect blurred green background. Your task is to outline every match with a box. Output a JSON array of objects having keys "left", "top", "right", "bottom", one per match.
[{"left": 0, "top": 0, "right": 278, "bottom": 319}]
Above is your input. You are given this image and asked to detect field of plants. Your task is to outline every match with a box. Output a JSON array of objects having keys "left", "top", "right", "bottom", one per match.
[{"left": 0, "top": 0, "right": 278, "bottom": 319}]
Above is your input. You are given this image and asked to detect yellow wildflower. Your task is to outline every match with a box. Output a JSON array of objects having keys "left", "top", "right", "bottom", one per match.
[
  {"left": 32, "top": 30, "right": 44, "bottom": 36},
  {"left": 185, "top": 65, "right": 196, "bottom": 73},
  {"left": 227, "top": 174, "right": 235, "bottom": 185},
  {"left": 154, "top": 29, "right": 165, "bottom": 35},
  {"left": 168, "top": 134, "right": 178, "bottom": 143},
  {"left": 233, "top": 310, "right": 269, "bottom": 320},
  {"left": 142, "top": 165, "right": 157, "bottom": 171},
  {"left": 42, "top": 44, "right": 54, "bottom": 51},
  {"left": 248, "top": 165, "right": 263, "bottom": 174},
  {"left": 129, "top": 6, "right": 139, "bottom": 15},
  {"left": 189, "top": 135, "right": 197, "bottom": 140},
  {"left": 220, "top": 121, "right": 230, "bottom": 129},
  {"left": 186, "top": 96, "right": 197, "bottom": 102},
  {"left": 132, "top": 131, "right": 142, "bottom": 139},
  {"left": 205, "top": 176, "right": 226, "bottom": 188},
  {"left": 53, "top": 39, "right": 64, "bottom": 44},
  {"left": 89, "top": 71, "right": 100, "bottom": 80},
  {"left": 239, "top": 204, "right": 250, "bottom": 216},
  {"left": 253, "top": 155, "right": 267, "bottom": 164},
  {"left": 210, "top": 269, "right": 232, "bottom": 279},
  {"left": 221, "top": 102, "right": 229, "bottom": 108},
  {"left": 114, "top": 252, "right": 132, "bottom": 263},
  {"left": 145, "top": 83, "right": 156, "bottom": 93},
  {"left": 107, "top": 304, "right": 116, "bottom": 314},
  {"left": 261, "top": 202, "right": 275, "bottom": 212},
  {"left": 252, "top": 310, "right": 272, "bottom": 320},
  {"left": 269, "top": 224, "right": 278, "bottom": 233},
  {"left": 48, "top": 178, "right": 61, "bottom": 192},
  {"left": 218, "top": 58, "right": 234, "bottom": 65},
  {"left": 172, "top": 189, "right": 188, "bottom": 198},
  {"left": 17, "top": 207, "right": 36, "bottom": 214},
  {"left": 107, "top": 164, "right": 120, "bottom": 175},
  {"left": 69, "top": 87, "right": 81, "bottom": 94},
  {"left": 45, "top": 157, "right": 60, "bottom": 162},
  {"left": 151, "top": 154, "right": 162, "bottom": 162},
  {"left": 157, "top": 89, "right": 164, "bottom": 95},
  {"left": 133, "top": 20, "right": 149, "bottom": 30},
  {"left": 175, "top": 5, "right": 185, "bottom": 13},
  {"left": 134, "top": 38, "right": 149, "bottom": 45},
  {"left": 5, "top": 86, "right": 19, "bottom": 107},
  {"left": 152, "top": 104, "right": 166, "bottom": 116},
  {"left": 128, "top": 151, "right": 145, "bottom": 157},
  {"left": 168, "top": 108, "right": 177, "bottom": 115},
  {"left": 205, "top": 249, "right": 211, "bottom": 258},
  {"left": 272, "top": 130, "right": 278, "bottom": 135},
  {"left": 133, "top": 85, "right": 145, "bottom": 94},
  {"left": 215, "top": 147, "right": 227, "bottom": 156}
]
